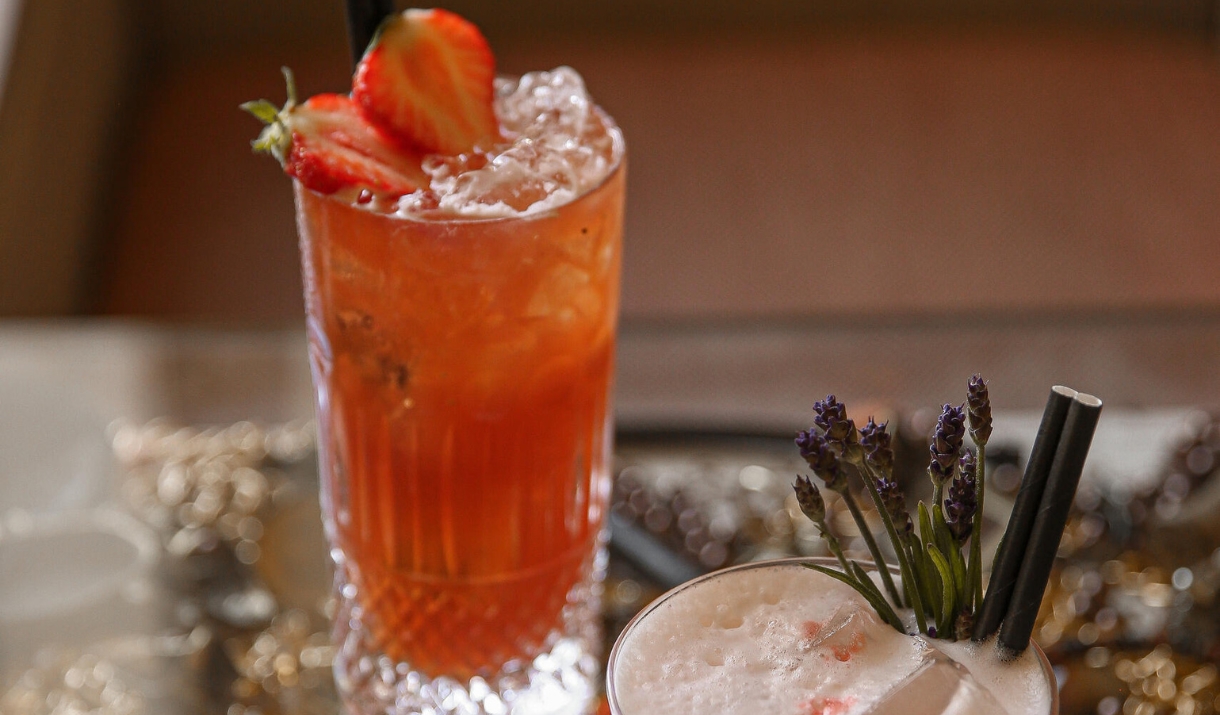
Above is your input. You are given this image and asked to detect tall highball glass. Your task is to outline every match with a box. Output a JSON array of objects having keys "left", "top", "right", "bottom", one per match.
[{"left": 294, "top": 149, "right": 624, "bottom": 714}]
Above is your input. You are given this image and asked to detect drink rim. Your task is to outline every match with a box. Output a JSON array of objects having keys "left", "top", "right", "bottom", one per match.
[
  {"left": 604, "top": 556, "right": 1060, "bottom": 715},
  {"left": 295, "top": 106, "right": 625, "bottom": 226}
]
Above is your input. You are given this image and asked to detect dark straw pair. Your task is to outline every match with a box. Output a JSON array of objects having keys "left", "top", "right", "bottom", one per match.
[{"left": 973, "top": 386, "right": 1103, "bottom": 654}]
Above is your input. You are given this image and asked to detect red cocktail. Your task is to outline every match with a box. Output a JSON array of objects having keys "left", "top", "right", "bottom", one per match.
[
  {"left": 246, "top": 9, "right": 625, "bottom": 713},
  {"left": 298, "top": 148, "right": 623, "bottom": 678}
]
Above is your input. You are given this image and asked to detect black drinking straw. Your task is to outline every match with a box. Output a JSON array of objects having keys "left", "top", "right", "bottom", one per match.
[
  {"left": 972, "top": 386, "right": 1076, "bottom": 641},
  {"left": 344, "top": 0, "right": 395, "bottom": 68},
  {"left": 998, "top": 391, "right": 1102, "bottom": 655}
]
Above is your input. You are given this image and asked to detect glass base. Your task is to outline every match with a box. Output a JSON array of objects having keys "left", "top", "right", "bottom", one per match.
[{"left": 332, "top": 548, "right": 606, "bottom": 715}]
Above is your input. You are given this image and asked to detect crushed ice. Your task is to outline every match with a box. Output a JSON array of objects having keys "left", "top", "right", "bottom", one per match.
[{"left": 399, "top": 67, "right": 623, "bottom": 218}]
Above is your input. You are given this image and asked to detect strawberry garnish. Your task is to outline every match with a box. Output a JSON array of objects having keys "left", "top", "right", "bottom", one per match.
[
  {"left": 285, "top": 94, "right": 427, "bottom": 195},
  {"left": 352, "top": 8, "right": 498, "bottom": 155},
  {"left": 243, "top": 69, "right": 427, "bottom": 197}
]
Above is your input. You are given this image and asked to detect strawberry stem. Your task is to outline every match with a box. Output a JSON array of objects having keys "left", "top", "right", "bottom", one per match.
[{"left": 240, "top": 68, "right": 300, "bottom": 166}]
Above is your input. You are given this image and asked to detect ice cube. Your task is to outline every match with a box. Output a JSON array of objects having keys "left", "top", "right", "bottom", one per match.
[
  {"left": 413, "top": 68, "right": 622, "bottom": 218},
  {"left": 800, "top": 603, "right": 877, "bottom": 661},
  {"left": 862, "top": 650, "right": 1010, "bottom": 715}
]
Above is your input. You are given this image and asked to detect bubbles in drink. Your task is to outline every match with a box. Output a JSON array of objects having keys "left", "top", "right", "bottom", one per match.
[
  {"left": 409, "top": 68, "right": 624, "bottom": 218},
  {"left": 713, "top": 602, "right": 745, "bottom": 629}
]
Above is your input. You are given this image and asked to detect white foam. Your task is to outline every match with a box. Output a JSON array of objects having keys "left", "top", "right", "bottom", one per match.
[
  {"left": 610, "top": 564, "right": 1052, "bottom": 715},
  {"left": 931, "top": 639, "right": 1053, "bottom": 715},
  {"left": 397, "top": 67, "right": 624, "bottom": 219}
]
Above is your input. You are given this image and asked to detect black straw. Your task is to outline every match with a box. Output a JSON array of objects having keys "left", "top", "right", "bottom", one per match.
[
  {"left": 972, "top": 386, "right": 1076, "bottom": 641},
  {"left": 998, "top": 391, "right": 1102, "bottom": 654},
  {"left": 344, "top": 0, "right": 395, "bottom": 68}
]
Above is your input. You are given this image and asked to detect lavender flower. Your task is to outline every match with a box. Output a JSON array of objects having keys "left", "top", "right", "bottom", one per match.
[
  {"left": 813, "top": 395, "right": 857, "bottom": 447},
  {"left": 793, "top": 475, "right": 827, "bottom": 525},
  {"left": 794, "top": 476, "right": 874, "bottom": 622},
  {"left": 795, "top": 428, "right": 846, "bottom": 492},
  {"left": 929, "top": 403, "right": 966, "bottom": 488},
  {"left": 876, "top": 475, "right": 913, "bottom": 535},
  {"left": 946, "top": 450, "right": 978, "bottom": 542},
  {"left": 967, "top": 374, "right": 993, "bottom": 446},
  {"left": 859, "top": 418, "right": 894, "bottom": 472},
  {"left": 791, "top": 375, "right": 1002, "bottom": 641}
]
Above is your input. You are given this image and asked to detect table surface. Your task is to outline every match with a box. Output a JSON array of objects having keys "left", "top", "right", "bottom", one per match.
[
  {"left": 1, "top": 314, "right": 1218, "bottom": 713},
  {"left": 1, "top": 312, "right": 1217, "bottom": 509},
  {"left": 3, "top": 309, "right": 1219, "bottom": 420}
]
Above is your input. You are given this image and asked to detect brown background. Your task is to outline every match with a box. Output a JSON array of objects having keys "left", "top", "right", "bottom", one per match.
[{"left": 1, "top": 0, "right": 1218, "bottom": 322}]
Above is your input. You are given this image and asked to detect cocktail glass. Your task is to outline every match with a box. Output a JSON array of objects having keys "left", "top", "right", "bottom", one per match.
[
  {"left": 294, "top": 135, "right": 625, "bottom": 713},
  {"left": 606, "top": 557, "right": 1059, "bottom": 715}
]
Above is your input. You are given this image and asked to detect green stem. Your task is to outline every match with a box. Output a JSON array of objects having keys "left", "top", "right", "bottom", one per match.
[
  {"left": 950, "top": 539, "right": 969, "bottom": 618},
  {"left": 814, "top": 519, "right": 905, "bottom": 633},
  {"left": 821, "top": 526, "right": 853, "bottom": 578},
  {"left": 856, "top": 459, "right": 929, "bottom": 634},
  {"left": 915, "top": 502, "right": 938, "bottom": 621},
  {"left": 931, "top": 503, "right": 968, "bottom": 637},
  {"left": 805, "top": 564, "right": 904, "bottom": 632},
  {"left": 922, "top": 540, "right": 944, "bottom": 627},
  {"left": 838, "top": 486, "right": 904, "bottom": 609},
  {"left": 908, "top": 537, "right": 935, "bottom": 626},
  {"left": 848, "top": 560, "right": 906, "bottom": 631},
  {"left": 969, "top": 444, "right": 986, "bottom": 613},
  {"left": 927, "top": 543, "right": 957, "bottom": 638},
  {"left": 932, "top": 504, "right": 955, "bottom": 567}
]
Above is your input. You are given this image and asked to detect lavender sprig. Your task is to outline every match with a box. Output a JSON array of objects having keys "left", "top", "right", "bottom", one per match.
[
  {"left": 966, "top": 374, "right": 991, "bottom": 611},
  {"left": 869, "top": 461, "right": 931, "bottom": 635},
  {"left": 797, "top": 414, "right": 904, "bottom": 609},
  {"left": 794, "top": 476, "right": 849, "bottom": 573},
  {"left": 929, "top": 404, "right": 966, "bottom": 502},
  {"left": 793, "top": 379, "right": 1001, "bottom": 641},
  {"left": 876, "top": 474, "right": 912, "bottom": 536},
  {"left": 813, "top": 395, "right": 858, "bottom": 448},
  {"left": 794, "top": 479, "right": 904, "bottom": 631},
  {"left": 859, "top": 418, "right": 894, "bottom": 472},
  {"left": 922, "top": 405, "right": 971, "bottom": 636},
  {"left": 967, "top": 375, "right": 993, "bottom": 447},
  {"left": 836, "top": 415, "right": 929, "bottom": 633},
  {"left": 796, "top": 429, "right": 846, "bottom": 492},
  {"left": 946, "top": 451, "right": 978, "bottom": 542},
  {"left": 793, "top": 474, "right": 827, "bottom": 525}
]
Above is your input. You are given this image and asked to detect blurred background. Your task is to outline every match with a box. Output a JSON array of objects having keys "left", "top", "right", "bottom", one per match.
[
  {"left": 4, "top": 3, "right": 1220, "bottom": 715},
  {"left": 2, "top": 0, "right": 1219, "bottom": 322}
]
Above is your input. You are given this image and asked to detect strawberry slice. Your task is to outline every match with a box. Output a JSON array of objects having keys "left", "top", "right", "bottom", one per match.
[
  {"left": 286, "top": 94, "right": 427, "bottom": 196},
  {"left": 243, "top": 71, "right": 427, "bottom": 197},
  {"left": 352, "top": 8, "right": 498, "bottom": 155}
]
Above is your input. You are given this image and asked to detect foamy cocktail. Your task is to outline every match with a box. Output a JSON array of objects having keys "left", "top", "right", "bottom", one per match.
[
  {"left": 607, "top": 559, "right": 1057, "bottom": 715},
  {"left": 606, "top": 383, "right": 1094, "bottom": 714}
]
